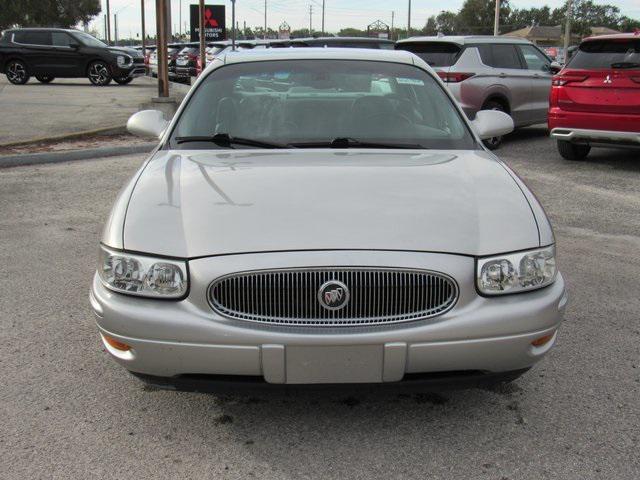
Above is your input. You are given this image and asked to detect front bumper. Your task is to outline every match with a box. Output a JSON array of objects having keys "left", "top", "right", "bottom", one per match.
[
  {"left": 90, "top": 250, "right": 567, "bottom": 385},
  {"left": 112, "top": 64, "right": 146, "bottom": 79}
]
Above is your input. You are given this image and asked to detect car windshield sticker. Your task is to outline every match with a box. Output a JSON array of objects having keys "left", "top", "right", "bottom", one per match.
[{"left": 397, "top": 77, "right": 424, "bottom": 86}]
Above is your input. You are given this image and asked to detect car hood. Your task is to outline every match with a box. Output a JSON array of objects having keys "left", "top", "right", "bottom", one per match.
[
  {"left": 108, "top": 47, "right": 142, "bottom": 58},
  {"left": 122, "top": 150, "right": 540, "bottom": 258}
]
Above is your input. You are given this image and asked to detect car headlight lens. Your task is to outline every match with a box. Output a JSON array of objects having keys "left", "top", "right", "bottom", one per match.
[
  {"left": 477, "top": 246, "right": 556, "bottom": 295},
  {"left": 98, "top": 246, "right": 187, "bottom": 299},
  {"left": 116, "top": 55, "right": 131, "bottom": 67}
]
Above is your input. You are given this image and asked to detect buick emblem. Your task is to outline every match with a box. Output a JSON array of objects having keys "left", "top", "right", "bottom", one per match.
[{"left": 318, "top": 280, "right": 350, "bottom": 311}]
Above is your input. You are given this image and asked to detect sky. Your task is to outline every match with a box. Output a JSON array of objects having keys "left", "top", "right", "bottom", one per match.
[{"left": 89, "top": 0, "right": 640, "bottom": 40}]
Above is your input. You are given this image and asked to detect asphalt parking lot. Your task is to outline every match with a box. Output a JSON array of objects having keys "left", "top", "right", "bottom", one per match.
[{"left": 1, "top": 128, "right": 639, "bottom": 479}]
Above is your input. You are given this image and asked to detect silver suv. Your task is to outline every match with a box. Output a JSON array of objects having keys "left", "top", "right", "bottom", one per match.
[{"left": 396, "top": 36, "right": 554, "bottom": 149}]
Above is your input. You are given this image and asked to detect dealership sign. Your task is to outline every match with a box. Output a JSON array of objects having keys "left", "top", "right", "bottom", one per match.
[{"left": 190, "top": 4, "right": 226, "bottom": 41}]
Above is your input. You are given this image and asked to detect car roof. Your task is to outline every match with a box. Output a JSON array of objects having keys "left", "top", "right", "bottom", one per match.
[
  {"left": 397, "top": 35, "right": 532, "bottom": 46},
  {"left": 581, "top": 32, "right": 640, "bottom": 42},
  {"left": 292, "top": 36, "right": 394, "bottom": 44},
  {"left": 219, "top": 47, "right": 416, "bottom": 65},
  {"left": 6, "top": 27, "right": 80, "bottom": 33}
]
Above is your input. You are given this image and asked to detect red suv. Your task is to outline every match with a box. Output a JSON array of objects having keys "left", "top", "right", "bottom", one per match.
[{"left": 548, "top": 33, "right": 640, "bottom": 160}]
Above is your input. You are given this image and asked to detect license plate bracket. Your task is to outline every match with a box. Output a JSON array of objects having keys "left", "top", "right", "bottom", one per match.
[{"left": 285, "top": 345, "right": 383, "bottom": 384}]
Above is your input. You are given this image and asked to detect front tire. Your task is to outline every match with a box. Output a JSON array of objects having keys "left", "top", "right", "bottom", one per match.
[
  {"left": 113, "top": 76, "right": 133, "bottom": 85},
  {"left": 87, "top": 61, "right": 112, "bottom": 86},
  {"left": 6, "top": 60, "right": 30, "bottom": 85},
  {"left": 35, "top": 75, "right": 55, "bottom": 84},
  {"left": 557, "top": 140, "right": 590, "bottom": 160},
  {"left": 481, "top": 100, "right": 507, "bottom": 150}
]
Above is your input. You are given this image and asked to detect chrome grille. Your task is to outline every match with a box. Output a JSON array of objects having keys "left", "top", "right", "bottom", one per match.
[{"left": 209, "top": 268, "right": 458, "bottom": 326}]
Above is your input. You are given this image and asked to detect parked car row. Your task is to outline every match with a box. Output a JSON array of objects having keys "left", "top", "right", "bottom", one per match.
[{"left": 396, "top": 33, "right": 640, "bottom": 158}]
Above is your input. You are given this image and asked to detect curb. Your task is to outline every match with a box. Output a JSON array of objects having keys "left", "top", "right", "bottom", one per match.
[
  {"left": 0, "top": 143, "right": 157, "bottom": 168},
  {"left": 0, "top": 125, "right": 128, "bottom": 149}
]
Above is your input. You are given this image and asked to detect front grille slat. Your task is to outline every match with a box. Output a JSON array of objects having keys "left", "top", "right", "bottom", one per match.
[{"left": 210, "top": 268, "right": 458, "bottom": 327}]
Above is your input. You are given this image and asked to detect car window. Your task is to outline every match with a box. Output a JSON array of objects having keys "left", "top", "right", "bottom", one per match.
[
  {"left": 518, "top": 45, "right": 550, "bottom": 71},
  {"left": 172, "top": 60, "right": 476, "bottom": 150},
  {"left": 73, "top": 31, "right": 106, "bottom": 48},
  {"left": 14, "top": 31, "right": 51, "bottom": 45},
  {"left": 568, "top": 39, "right": 640, "bottom": 70},
  {"left": 478, "top": 44, "right": 523, "bottom": 69},
  {"left": 52, "top": 32, "right": 74, "bottom": 47},
  {"left": 396, "top": 42, "right": 461, "bottom": 67}
]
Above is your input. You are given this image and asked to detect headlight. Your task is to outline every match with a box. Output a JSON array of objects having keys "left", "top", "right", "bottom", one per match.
[
  {"left": 477, "top": 245, "right": 556, "bottom": 295},
  {"left": 98, "top": 246, "right": 188, "bottom": 299},
  {"left": 116, "top": 55, "right": 131, "bottom": 67}
]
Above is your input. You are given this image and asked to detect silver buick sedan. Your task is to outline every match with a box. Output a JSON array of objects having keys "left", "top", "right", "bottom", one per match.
[{"left": 90, "top": 48, "right": 567, "bottom": 390}]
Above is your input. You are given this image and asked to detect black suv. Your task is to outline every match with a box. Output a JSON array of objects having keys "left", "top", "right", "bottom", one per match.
[{"left": 0, "top": 28, "right": 146, "bottom": 86}]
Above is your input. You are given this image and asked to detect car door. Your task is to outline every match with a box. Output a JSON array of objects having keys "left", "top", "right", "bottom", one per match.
[
  {"left": 12, "top": 30, "right": 52, "bottom": 74},
  {"left": 517, "top": 44, "right": 553, "bottom": 124},
  {"left": 478, "top": 44, "right": 532, "bottom": 126},
  {"left": 50, "top": 32, "right": 84, "bottom": 76}
]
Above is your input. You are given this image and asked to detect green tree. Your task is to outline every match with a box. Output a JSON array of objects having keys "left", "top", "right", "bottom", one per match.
[
  {"left": 0, "top": 0, "right": 101, "bottom": 30},
  {"left": 508, "top": 6, "right": 552, "bottom": 30},
  {"left": 457, "top": 0, "right": 511, "bottom": 34},
  {"left": 338, "top": 28, "right": 366, "bottom": 37}
]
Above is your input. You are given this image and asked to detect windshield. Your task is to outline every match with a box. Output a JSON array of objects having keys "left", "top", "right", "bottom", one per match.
[
  {"left": 170, "top": 60, "right": 476, "bottom": 150},
  {"left": 568, "top": 39, "right": 640, "bottom": 70},
  {"left": 73, "top": 31, "right": 107, "bottom": 48}
]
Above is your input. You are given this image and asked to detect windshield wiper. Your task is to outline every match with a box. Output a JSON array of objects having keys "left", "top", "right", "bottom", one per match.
[
  {"left": 610, "top": 62, "right": 640, "bottom": 69},
  {"left": 290, "top": 137, "right": 424, "bottom": 149},
  {"left": 174, "top": 133, "right": 291, "bottom": 149}
]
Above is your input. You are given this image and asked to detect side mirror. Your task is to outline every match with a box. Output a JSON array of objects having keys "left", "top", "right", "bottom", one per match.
[
  {"left": 549, "top": 61, "right": 562, "bottom": 74},
  {"left": 69, "top": 43, "right": 80, "bottom": 50},
  {"left": 127, "top": 110, "right": 169, "bottom": 139},
  {"left": 471, "top": 110, "right": 514, "bottom": 140}
]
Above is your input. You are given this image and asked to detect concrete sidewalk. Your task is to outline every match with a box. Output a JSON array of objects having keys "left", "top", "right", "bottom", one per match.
[{"left": 0, "top": 75, "right": 189, "bottom": 145}]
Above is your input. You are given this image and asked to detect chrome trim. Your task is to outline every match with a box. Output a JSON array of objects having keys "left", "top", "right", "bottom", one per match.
[
  {"left": 551, "top": 127, "right": 640, "bottom": 145},
  {"left": 208, "top": 267, "right": 459, "bottom": 327}
]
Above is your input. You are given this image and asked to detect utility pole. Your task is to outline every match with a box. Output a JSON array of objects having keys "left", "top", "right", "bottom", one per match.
[
  {"left": 179, "top": 0, "right": 182, "bottom": 37},
  {"left": 321, "top": 0, "right": 325, "bottom": 35},
  {"left": 407, "top": 0, "right": 411, "bottom": 37},
  {"left": 141, "top": 0, "right": 146, "bottom": 52},
  {"left": 391, "top": 11, "right": 395, "bottom": 41},
  {"left": 103, "top": 14, "right": 108, "bottom": 42},
  {"left": 106, "top": 0, "right": 112, "bottom": 44},
  {"left": 493, "top": 0, "right": 500, "bottom": 35},
  {"left": 309, "top": 5, "right": 313, "bottom": 35},
  {"left": 156, "top": 0, "right": 169, "bottom": 97},
  {"left": 563, "top": 0, "right": 573, "bottom": 61},
  {"left": 199, "top": 0, "right": 206, "bottom": 73},
  {"left": 264, "top": 0, "right": 268, "bottom": 39},
  {"left": 114, "top": 14, "right": 118, "bottom": 46},
  {"left": 232, "top": 0, "right": 236, "bottom": 50}
]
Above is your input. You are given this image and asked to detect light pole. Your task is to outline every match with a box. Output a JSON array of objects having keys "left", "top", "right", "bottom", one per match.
[
  {"left": 309, "top": 5, "right": 313, "bottom": 35},
  {"left": 563, "top": 0, "right": 573, "bottom": 61},
  {"left": 407, "top": 0, "right": 411, "bottom": 37},
  {"left": 264, "top": 0, "right": 268, "bottom": 40},
  {"left": 141, "top": 0, "right": 146, "bottom": 51},
  {"left": 231, "top": 0, "right": 236, "bottom": 50},
  {"left": 199, "top": 0, "right": 206, "bottom": 72},
  {"left": 106, "top": 0, "right": 112, "bottom": 44},
  {"left": 156, "top": 0, "right": 169, "bottom": 97},
  {"left": 321, "top": 0, "right": 325, "bottom": 35},
  {"left": 494, "top": 0, "right": 500, "bottom": 36}
]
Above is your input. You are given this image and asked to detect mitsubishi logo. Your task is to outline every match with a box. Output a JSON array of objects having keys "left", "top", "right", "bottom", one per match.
[
  {"left": 604, "top": 75, "right": 612, "bottom": 84},
  {"left": 204, "top": 8, "right": 219, "bottom": 27}
]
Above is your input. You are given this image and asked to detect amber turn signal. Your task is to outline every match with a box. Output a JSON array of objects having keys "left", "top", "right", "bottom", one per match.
[
  {"left": 103, "top": 334, "right": 131, "bottom": 352},
  {"left": 531, "top": 333, "right": 555, "bottom": 347}
]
